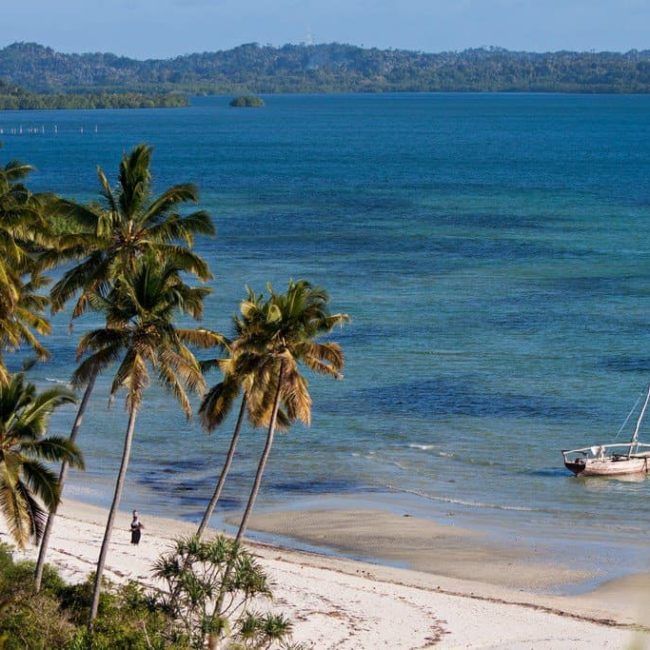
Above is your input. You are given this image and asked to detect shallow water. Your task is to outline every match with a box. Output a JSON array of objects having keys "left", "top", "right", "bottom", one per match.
[{"left": 3, "top": 93, "right": 650, "bottom": 572}]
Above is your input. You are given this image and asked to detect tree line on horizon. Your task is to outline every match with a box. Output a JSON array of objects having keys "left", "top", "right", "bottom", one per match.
[
  {"left": 1, "top": 41, "right": 650, "bottom": 94},
  {"left": 0, "top": 141, "right": 348, "bottom": 644},
  {"left": 0, "top": 79, "right": 188, "bottom": 110}
]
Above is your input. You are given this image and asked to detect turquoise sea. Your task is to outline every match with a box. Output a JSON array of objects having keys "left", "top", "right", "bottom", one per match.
[{"left": 2, "top": 94, "right": 650, "bottom": 581}]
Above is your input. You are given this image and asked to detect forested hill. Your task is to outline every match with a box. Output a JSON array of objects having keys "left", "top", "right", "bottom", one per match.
[{"left": 2, "top": 42, "right": 650, "bottom": 94}]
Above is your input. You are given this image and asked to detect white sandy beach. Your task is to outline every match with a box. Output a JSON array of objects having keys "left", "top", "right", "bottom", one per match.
[{"left": 8, "top": 499, "right": 649, "bottom": 649}]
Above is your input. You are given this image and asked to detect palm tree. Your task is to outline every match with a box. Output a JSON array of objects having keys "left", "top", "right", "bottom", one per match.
[
  {"left": 0, "top": 156, "right": 54, "bottom": 383},
  {"left": 0, "top": 270, "right": 51, "bottom": 386},
  {"left": 74, "top": 256, "right": 219, "bottom": 625},
  {"left": 211, "top": 281, "right": 347, "bottom": 621},
  {"left": 0, "top": 156, "right": 37, "bottom": 310},
  {"left": 34, "top": 144, "right": 216, "bottom": 590},
  {"left": 49, "top": 143, "right": 214, "bottom": 318},
  {"left": 0, "top": 373, "right": 83, "bottom": 549},
  {"left": 195, "top": 290, "right": 291, "bottom": 539},
  {"left": 232, "top": 280, "right": 348, "bottom": 543}
]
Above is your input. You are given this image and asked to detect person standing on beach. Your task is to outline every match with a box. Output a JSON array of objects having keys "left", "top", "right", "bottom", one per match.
[{"left": 130, "top": 510, "right": 144, "bottom": 545}]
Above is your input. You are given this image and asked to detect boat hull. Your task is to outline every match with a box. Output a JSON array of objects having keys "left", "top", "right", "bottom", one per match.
[{"left": 565, "top": 456, "right": 649, "bottom": 477}]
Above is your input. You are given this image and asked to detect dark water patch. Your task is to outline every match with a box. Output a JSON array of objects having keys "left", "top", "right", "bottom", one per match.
[
  {"left": 266, "top": 477, "right": 364, "bottom": 495},
  {"left": 341, "top": 377, "right": 594, "bottom": 421},
  {"left": 542, "top": 274, "right": 650, "bottom": 298},
  {"left": 413, "top": 236, "right": 555, "bottom": 259},
  {"left": 430, "top": 211, "right": 567, "bottom": 231},
  {"left": 482, "top": 311, "right": 545, "bottom": 334},
  {"left": 599, "top": 355, "right": 650, "bottom": 373},
  {"left": 136, "top": 471, "right": 245, "bottom": 511},
  {"left": 529, "top": 468, "right": 571, "bottom": 477},
  {"left": 151, "top": 459, "right": 210, "bottom": 473}
]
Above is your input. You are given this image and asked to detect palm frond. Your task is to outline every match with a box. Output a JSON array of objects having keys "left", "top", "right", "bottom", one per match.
[
  {"left": 20, "top": 460, "right": 60, "bottom": 511},
  {"left": 0, "top": 476, "right": 30, "bottom": 549},
  {"left": 22, "top": 437, "right": 84, "bottom": 469},
  {"left": 199, "top": 379, "right": 240, "bottom": 431}
]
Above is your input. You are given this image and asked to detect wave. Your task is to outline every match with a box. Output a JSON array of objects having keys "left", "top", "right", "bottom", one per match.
[
  {"left": 386, "top": 484, "right": 548, "bottom": 514},
  {"left": 407, "top": 443, "right": 435, "bottom": 451},
  {"left": 45, "top": 377, "right": 72, "bottom": 387}
]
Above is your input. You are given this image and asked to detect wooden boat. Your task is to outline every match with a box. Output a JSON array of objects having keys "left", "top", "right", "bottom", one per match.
[{"left": 562, "top": 384, "right": 650, "bottom": 477}]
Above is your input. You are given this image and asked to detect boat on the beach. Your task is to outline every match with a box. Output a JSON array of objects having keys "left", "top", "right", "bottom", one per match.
[{"left": 562, "top": 384, "right": 650, "bottom": 477}]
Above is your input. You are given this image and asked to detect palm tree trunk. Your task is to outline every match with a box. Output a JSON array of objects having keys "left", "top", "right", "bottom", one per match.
[
  {"left": 35, "top": 369, "right": 98, "bottom": 592},
  {"left": 214, "top": 362, "right": 285, "bottom": 624},
  {"left": 89, "top": 405, "right": 138, "bottom": 626},
  {"left": 196, "top": 394, "right": 247, "bottom": 540},
  {"left": 235, "top": 361, "right": 284, "bottom": 543}
]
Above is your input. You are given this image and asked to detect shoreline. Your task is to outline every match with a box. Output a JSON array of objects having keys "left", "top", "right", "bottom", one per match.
[
  {"left": 65, "top": 475, "right": 650, "bottom": 589},
  {"left": 10, "top": 498, "right": 650, "bottom": 648}
]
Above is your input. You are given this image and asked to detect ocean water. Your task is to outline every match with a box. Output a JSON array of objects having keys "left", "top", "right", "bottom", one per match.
[{"left": 3, "top": 94, "right": 650, "bottom": 574}]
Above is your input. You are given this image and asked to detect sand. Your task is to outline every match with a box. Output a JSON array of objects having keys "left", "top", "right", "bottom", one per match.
[
  {"left": 236, "top": 508, "right": 591, "bottom": 590},
  {"left": 7, "top": 499, "right": 649, "bottom": 649}
]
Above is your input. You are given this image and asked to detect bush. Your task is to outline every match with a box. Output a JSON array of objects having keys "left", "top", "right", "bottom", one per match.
[
  {"left": 152, "top": 535, "right": 293, "bottom": 649},
  {"left": 0, "top": 544, "right": 182, "bottom": 649},
  {"left": 60, "top": 579, "right": 187, "bottom": 650},
  {"left": 0, "top": 544, "right": 76, "bottom": 649},
  {"left": 0, "top": 539, "right": 298, "bottom": 649}
]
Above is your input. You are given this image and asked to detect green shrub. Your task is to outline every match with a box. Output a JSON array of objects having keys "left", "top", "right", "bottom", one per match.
[
  {"left": 0, "top": 538, "right": 297, "bottom": 649},
  {"left": 59, "top": 578, "right": 187, "bottom": 650},
  {"left": 0, "top": 546, "right": 76, "bottom": 649},
  {"left": 152, "top": 535, "right": 293, "bottom": 649}
]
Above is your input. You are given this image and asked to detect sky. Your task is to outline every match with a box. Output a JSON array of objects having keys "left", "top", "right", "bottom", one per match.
[{"left": 0, "top": 0, "right": 648, "bottom": 59}]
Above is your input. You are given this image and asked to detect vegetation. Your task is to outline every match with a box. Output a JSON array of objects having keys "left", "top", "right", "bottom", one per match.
[
  {"left": 0, "top": 374, "right": 82, "bottom": 548},
  {"left": 152, "top": 535, "right": 295, "bottom": 648},
  {"left": 0, "top": 140, "right": 348, "bottom": 646},
  {"left": 0, "top": 540, "right": 297, "bottom": 649},
  {"left": 0, "top": 79, "right": 188, "bottom": 110},
  {"left": 0, "top": 153, "right": 54, "bottom": 381},
  {"left": 73, "top": 255, "right": 219, "bottom": 623},
  {"left": 196, "top": 290, "right": 293, "bottom": 539},
  {"left": 1, "top": 42, "right": 650, "bottom": 94},
  {"left": 35, "top": 143, "right": 216, "bottom": 591},
  {"left": 229, "top": 281, "right": 348, "bottom": 543},
  {"left": 230, "top": 95, "right": 265, "bottom": 107}
]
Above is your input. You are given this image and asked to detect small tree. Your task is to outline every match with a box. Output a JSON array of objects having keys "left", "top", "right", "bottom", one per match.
[
  {"left": 0, "top": 373, "right": 82, "bottom": 548},
  {"left": 152, "top": 536, "right": 294, "bottom": 650}
]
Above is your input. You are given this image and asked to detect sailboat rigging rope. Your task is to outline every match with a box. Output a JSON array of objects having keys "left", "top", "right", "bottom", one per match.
[{"left": 614, "top": 390, "right": 644, "bottom": 439}]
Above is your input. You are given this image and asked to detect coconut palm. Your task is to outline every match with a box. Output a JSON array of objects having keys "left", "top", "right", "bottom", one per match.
[
  {"left": 195, "top": 291, "right": 291, "bottom": 539},
  {"left": 73, "top": 255, "right": 219, "bottom": 625},
  {"left": 48, "top": 143, "right": 214, "bottom": 318},
  {"left": 0, "top": 157, "right": 54, "bottom": 382},
  {"left": 232, "top": 280, "right": 349, "bottom": 544},
  {"left": 34, "top": 143, "right": 216, "bottom": 590},
  {"left": 211, "top": 281, "right": 347, "bottom": 618},
  {"left": 0, "top": 373, "right": 83, "bottom": 549},
  {"left": 0, "top": 157, "right": 37, "bottom": 310},
  {"left": 0, "top": 270, "right": 51, "bottom": 386}
]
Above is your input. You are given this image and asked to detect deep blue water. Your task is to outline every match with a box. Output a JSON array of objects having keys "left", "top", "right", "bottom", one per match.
[{"left": 3, "top": 94, "right": 650, "bottom": 568}]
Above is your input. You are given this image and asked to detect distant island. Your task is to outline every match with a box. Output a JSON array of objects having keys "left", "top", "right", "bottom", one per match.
[
  {"left": 1, "top": 42, "right": 650, "bottom": 95},
  {"left": 0, "top": 79, "right": 188, "bottom": 110},
  {"left": 230, "top": 95, "right": 264, "bottom": 107}
]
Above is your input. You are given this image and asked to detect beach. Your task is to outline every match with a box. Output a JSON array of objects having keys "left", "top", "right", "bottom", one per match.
[{"left": 13, "top": 499, "right": 650, "bottom": 649}]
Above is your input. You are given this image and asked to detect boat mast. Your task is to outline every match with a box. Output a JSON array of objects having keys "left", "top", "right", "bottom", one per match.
[{"left": 628, "top": 384, "right": 650, "bottom": 458}]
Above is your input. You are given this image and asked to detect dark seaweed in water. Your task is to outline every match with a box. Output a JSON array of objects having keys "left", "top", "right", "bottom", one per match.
[
  {"left": 266, "top": 478, "right": 364, "bottom": 495},
  {"left": 342, "top": 377, "right": 594, "bottom": 421}
]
